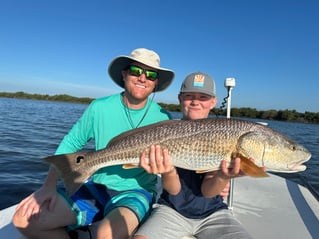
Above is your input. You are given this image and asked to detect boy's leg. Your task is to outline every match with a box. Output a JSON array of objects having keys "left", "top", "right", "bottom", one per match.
[
  {"left": 195, "top": 209, "right": 253, "bottom": 239},
  {"left": 134, "top": 204, "right": 192, "bottom": 239}
]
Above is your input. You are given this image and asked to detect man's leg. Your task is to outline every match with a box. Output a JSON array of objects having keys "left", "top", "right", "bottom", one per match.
[
  {"left": 96, "top": 207, "right": 139, "bottom": 239},
  {"left": 13, "top": 193, "right": 76, "bottom": 239}
]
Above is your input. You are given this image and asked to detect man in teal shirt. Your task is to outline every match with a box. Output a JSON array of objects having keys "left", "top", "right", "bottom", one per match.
[{"left": 13, "top": 48, "right": 175, "bottom": 239}]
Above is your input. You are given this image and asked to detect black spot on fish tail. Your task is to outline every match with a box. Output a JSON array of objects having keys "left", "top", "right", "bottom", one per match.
[
  {"left": 76, "top": 155, "right": 85, "bottom": 164},
  {"left": 43, "top": 152, "right": 96, "bottom": 196}
]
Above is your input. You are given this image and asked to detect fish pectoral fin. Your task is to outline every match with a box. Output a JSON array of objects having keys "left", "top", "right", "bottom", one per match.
[
  {"left": 240, "top": 156, "right": 269, "bottom": 178},
  {"left": 123, "top": 164, "right": 140, "bottom": 169}
]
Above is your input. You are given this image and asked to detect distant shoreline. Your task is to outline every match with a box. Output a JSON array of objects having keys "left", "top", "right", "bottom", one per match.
[
  {"left": 1, "top": 91, "right": 318, "bottom": 124},
  {"left": 0, "top": 91, "right": 93, "bottom": 104}
]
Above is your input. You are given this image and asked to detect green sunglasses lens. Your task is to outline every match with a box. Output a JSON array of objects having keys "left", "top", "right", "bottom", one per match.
[
  {"left": 129, "top": 65, "right": 143, "bottom": 76},
  {"left": 128, "top": 65, "right": 158, "bottom": 81},
  {"left": 145, "top": 70, "right": 158, "bottom": 81}
]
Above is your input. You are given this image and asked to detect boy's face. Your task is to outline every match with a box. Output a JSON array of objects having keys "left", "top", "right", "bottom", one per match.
[{"left": 179, "top": 92, "right": 217, "bottom": 120}]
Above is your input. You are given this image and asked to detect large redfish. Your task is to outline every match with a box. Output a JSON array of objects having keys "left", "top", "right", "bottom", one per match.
[{"left": 44, "top": 118, "right": 311, "bottom": 196}]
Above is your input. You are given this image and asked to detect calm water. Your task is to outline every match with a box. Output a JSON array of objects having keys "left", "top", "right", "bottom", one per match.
[{"left": 0, "top": 98, "right": 318, "bottom": 210}]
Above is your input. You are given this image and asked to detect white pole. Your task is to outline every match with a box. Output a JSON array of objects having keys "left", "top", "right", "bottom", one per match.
[
  {"left": 226, "top": 88, "right": 233, "bottom": 119},
  {"left": 224, "top": 78, "right": 236, "bottom": 210}
]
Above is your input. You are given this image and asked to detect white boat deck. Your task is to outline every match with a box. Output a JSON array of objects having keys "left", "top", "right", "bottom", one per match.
[
  {"left": 1, "top": 174, "right": 318, "bottom": 239},
  {"left": 232, "top": 174, "right": 319, "bottom": 239}
]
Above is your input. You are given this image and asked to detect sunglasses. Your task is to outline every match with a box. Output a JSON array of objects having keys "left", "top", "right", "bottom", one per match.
[{"left": 127, "top": 65, "right": 158, "bottom": 81}]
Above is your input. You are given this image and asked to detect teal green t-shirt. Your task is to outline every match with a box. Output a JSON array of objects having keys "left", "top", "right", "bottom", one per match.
[{"left": 55, "top": 93, "right": 171, "bottom": 195}]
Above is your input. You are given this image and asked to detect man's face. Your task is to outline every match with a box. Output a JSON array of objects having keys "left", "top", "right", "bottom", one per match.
[{"left": 122, "top": 62, "right": 158, "bottom": 102}]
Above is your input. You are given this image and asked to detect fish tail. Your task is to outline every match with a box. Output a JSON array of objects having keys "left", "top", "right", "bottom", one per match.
[
  {"left": 239, "top": 156, "right": 269, "bottom": 177},
  {"left": 44, "top": 152, "right": 96, "bottom": 196}
]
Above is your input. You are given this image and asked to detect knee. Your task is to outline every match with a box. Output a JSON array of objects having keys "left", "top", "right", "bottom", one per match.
[
  {"left": 12, "top": 209, "right": 36, "bottom": 234},
  {"left": 12, "top": 210, "right": 28, "bottom": 229},
  {"left": 12, "top": 210, "right": 42, "bottom": 238}
]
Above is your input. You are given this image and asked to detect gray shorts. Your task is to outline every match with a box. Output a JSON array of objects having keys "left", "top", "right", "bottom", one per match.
[{"left": 135, "top": 204, "right": 253, "bottom": 239}]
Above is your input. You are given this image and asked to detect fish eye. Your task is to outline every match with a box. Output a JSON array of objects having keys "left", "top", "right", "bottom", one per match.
[{"left": 291, "top": 146, "right": 296, "bottom": 151}]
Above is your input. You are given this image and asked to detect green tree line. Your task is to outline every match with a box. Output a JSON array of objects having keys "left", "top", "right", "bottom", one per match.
[
  {"left": 0, "top": 91, "right": 93, "bottom": 104},
  {"left": 1, "top": 91, "right": 319, "bottom": 124},
  {"left": 158, "top": 104, "right": 319, "bottom": 124}
]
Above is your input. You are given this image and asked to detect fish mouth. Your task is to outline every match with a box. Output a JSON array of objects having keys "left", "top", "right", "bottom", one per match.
[
  {"left": 288, "top": 156, "right": 311, "bottom": 172},
  {"left": 289, "top": 164, "right": 307, "bottom": 172}
]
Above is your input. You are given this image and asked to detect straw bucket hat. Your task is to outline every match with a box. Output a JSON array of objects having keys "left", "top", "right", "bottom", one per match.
[{"left": 108, "top": 48, "right": 175, "bottom": 92}]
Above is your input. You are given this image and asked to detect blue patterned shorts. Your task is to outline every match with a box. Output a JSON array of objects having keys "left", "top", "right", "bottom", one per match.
[{"left": 58, "top": 181, "right": 153, "bottom": 229}]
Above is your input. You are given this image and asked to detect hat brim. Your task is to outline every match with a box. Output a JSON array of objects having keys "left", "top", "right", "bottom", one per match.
[{"left": 108, "top": 56, "right": 174, "bottom": 92}]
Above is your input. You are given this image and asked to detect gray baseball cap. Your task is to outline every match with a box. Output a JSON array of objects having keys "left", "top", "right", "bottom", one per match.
[{"left": 180, "top": 72, "right": 216, "bottom": 97}]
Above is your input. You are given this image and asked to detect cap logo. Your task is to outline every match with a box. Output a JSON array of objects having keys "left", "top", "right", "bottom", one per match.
[{"left": 193, "top": 74, "right": 205, "bottom": 87}]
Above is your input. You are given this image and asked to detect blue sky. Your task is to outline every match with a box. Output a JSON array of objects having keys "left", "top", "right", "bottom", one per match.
[{"left": 1, "top": 0, "right": 318, "bottom": 113}]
